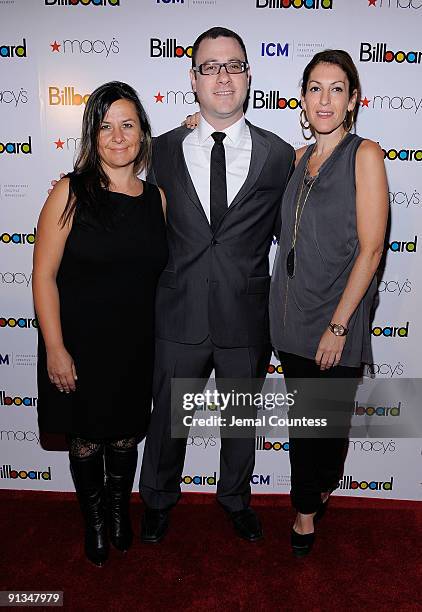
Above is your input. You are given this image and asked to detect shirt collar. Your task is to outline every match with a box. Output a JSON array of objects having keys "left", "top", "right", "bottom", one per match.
[{"left": 196, "top": 115, "right": 247, "bottom": 146}]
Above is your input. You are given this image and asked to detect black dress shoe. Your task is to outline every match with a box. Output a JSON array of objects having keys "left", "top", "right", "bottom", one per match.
[
  {"left": 230, "top": 508, "right": 263, "bottom": 542},
  {"left": 291, "top": 528, "right": 315, "bottom": 557},
  {"left": 141, "top": 508, "right": 169, "bottom": 543}
]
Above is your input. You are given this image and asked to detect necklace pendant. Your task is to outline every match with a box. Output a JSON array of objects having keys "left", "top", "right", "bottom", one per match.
[{"left": 286, "top": 247, "right": 296, "bottom": 279}]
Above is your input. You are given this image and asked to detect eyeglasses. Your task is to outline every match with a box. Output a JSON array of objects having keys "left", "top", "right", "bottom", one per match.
[{"left": 193, "top": 61, "right": 249, "bottom": 76}]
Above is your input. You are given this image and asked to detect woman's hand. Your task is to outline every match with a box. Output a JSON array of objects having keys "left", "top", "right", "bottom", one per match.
[
  {"left": 315, "top": 329, "right": 346, "bottom": 370},
  {"left": 47, "top": 346, "right": 77, "bottom": 393},
  {"left": 181, "top": 112, "right": 200, "bottom": 129}
]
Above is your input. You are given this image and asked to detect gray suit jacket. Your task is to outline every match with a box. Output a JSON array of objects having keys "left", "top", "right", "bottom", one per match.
[{"left": 150, "top": 120, "right": 294, "bottom": 348}]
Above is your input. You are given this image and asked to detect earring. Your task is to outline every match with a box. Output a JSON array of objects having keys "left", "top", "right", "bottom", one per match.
[
  {"left": 300, "top": 109, "right": 313, "bottom": 141},
  {"left": 343, "top": 110, "right": 354, "bottom": 132}
]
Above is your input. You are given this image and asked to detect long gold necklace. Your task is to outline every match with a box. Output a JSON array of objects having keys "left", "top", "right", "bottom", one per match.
[
  {"left": 286, "top": 131, "right": 347, "bottom": 279},
  {"left": 286, "top": 161, "right": 317, "bottom": 279}
]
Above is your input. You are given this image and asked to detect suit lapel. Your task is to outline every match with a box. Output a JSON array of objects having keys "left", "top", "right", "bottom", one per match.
[
  {"left": 171, "top": 127, "right": 209, "bottom": 225},
  {"left": 230, "top": 121, "right": 270, "bottom": 209}
]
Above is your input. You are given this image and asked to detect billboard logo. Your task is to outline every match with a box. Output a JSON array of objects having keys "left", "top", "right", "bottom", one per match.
[
  {"left": 0, "top": 137, "right": 32, "bottom": 155},
  {"left": 48, "top": 87, "right": 90, "bottom": 106},
  {"left": 337, "top": 475, "right": 393, "bottom": 491},
  {"left": 360, "top": 42, "right": 422, "bottom": 64},
  {"left": 150, "top": 38, "right": 192, "bottom": 58},
  {"left": 256, "top": 0, "right": 333, "bottom": 8},
  {"left": 0, "top": 465, "right": 51, "bottom": 480},
  {"left": 181, "top": 471, "right": 217, "bottom": 485},
  {"left": 0, "top": 38, "right": 27, "bottom": 58},
  {"left": 45, "top": 0, "right": 120, "bottom": 6},
  {"left": 371, "top": 322, "right": 409, "bottom": 337},
  {"left": 253, "top": 90, "right": 300, "bottom": 110},
  {"left": 387, "top": 236, "right": 417, "bottom": 252}
]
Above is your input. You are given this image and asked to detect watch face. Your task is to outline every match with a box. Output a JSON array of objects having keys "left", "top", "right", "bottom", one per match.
[{"left": 334, "top": 324, "right": 345, "bottom": 336}]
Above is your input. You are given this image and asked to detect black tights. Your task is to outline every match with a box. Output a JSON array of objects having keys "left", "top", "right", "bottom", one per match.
[{"left": 69, "top": 436, "right": 137, "bottom": 459}]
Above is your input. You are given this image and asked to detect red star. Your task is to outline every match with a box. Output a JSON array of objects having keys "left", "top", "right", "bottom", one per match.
[
  {"left": 54, "top": 138, "right": 65, "bottom": 149},
  {"left": 361, "top": 97, "right": 371, "bottom": 108},
  {"left": 154, "top": 91, "right": 164, "bottom": 103},
  {"left": 368, "top": 0, "right": 377, "bottom": 6},
  {"left": 50, "top": 40, "right": 61, "bottom": 52}
]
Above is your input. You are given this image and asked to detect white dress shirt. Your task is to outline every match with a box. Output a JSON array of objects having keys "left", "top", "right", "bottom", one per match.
[{"left": 183, "top": 115, "right": 252, "bottom": 223}]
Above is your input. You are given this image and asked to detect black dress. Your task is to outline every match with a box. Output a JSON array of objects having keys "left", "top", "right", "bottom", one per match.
[{"left": 37, "top": 180, "right": 168, "bottom": 438}]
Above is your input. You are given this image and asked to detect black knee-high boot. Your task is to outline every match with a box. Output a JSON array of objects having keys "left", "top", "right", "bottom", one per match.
[
  {"left": 69, "top": 450, "right": 109, "bottom": 566},
  {"left": 105, "top": 446, "right": 138, "bottom": 552}
]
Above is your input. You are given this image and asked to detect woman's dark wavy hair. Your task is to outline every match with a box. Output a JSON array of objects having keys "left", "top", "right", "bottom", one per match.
[
  {"left": 60, "top": 81, "right": 152, "bottom": 226},
  {"left": 301, "top": 49, "right": 361, "bottom": 126}
]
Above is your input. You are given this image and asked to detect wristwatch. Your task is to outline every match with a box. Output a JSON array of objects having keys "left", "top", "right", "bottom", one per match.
[{"left": 328, "top": 322, "right": 349, "bottom": 336}]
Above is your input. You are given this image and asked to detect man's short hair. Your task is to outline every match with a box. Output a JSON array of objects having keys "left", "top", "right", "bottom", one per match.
[{"left": 191, "top": 27, "right": 248, "bottom": 69}]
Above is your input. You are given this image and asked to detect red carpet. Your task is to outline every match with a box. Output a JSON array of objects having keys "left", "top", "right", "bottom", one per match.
[{"left": 1, "top": 491, "right": 421, "bottom": 611}]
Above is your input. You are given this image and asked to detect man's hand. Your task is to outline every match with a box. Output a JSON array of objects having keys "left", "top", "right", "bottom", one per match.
[{"left": 48, "top": 173, "right": 66, "bottom": 195}]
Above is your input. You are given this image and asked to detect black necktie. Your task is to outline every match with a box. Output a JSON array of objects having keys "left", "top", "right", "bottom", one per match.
[{"left": 210, "top": 131, "right": 227, "bottom": 232}]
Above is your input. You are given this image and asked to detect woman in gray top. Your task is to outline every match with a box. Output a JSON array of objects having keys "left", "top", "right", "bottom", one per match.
[{"left": 269, "top": 50, "right": 388, "bottom": 556}]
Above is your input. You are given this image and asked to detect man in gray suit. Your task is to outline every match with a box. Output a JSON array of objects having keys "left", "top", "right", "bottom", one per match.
[{"left": 140, "top": 27, "right": 294, "bottom": 542}]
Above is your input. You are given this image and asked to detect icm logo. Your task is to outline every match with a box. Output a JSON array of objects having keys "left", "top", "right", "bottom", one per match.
[
  {"left": 337, "top": 475, "right": 393, "bottom": 491},
  {"left": 0, "top": 229, "right": 36, "bottom": 244},
  {"left": 253, "top": 90, "right": 301, "bottom": 110},
  {"left": 0, "top": 390, "right": 37, "bottom": 406},
  {"left": 187, "top": 435, "right": 217, "bottom": 449},
  {"left": 361, "top": 95, "right": 422, "bottom": 114},
  {"left": 353, "top": 401, "right": 401, "bottom": 416},
  {"left": 251, "top": 474, "right": 272, "bottom": 485},
  {"left": 368, "top": 0, "right": 422, "bottom": 9},
  {"left": 256, "top": 0, "right": 333, "bottom": 9},
  {"left": 0, "top": 354, "right": 11, "bottom": 366},
  {"left": 181, "top": 471, "right": 216, "bottom": 485},
  {"left": 371, "top": 322, "right": 409, "bottom": 337},
  {"left": 382, "top": 147, "right": 422, "bottom": 162},
  {"left": 48, "top": 87, "right": 90, "bottom": 106},
  {"left": 53, "top": 137, "right": 81, "bottom": 151},
  {"left": 150, "top": 38, "right": 192, "bottom": 58},
  {"left": 45, "top": 0, "right": 120, "bottom": 6},
  {"left": 0, "top": 317, "right": 37, "bottom": 329},
  {"left": 156, "top": 0, "right": 184, "bottom": 3},
  {"left": 364, "top": 361, "right": 405, "bottom": 377},
  {"left": 260, "top": 42, "right": 289, "bottom": 57},
  {"left": 50, "top": 38, "right": 119, "bottom": 56},
  {"left": 267, "top": 363, "right": 284, "bottom": 375},
  {"left": 0, "top": 88, "right": 28, "bottom": 106},
  {"left": 0, "top": 272, "right": 32, "bottom": 287},
  {"left": 0, "top": 38, "right": 27, "bottom": 58},
  {"left": 350, "top": 440, "right": 396, "bottom": 454},
  {"left": 360, "top": 42, "right": 422, "bottom": 64},
  {"left": 378, "top": 279, "right": 412, "bottom": 295},
  {"left": 0, "top": 465, "right": 51, "bottom": 480},
  {"left": 0, "top": 137, "right": 32, "bottom": 155},
  {"left": 154, "top": 90, "right": 196, "bottom": 105},
  {"left": 256, "top": 436, "right": 289, "bottom": 451},
  {"left": 389, "top": 190, "right": 420, "bottom": 208},
  {"left": 387, "top": 236, "right": 417, "bottom": 252},
  {"left": 0, "top": 430, "right": 40, "bottom": 444}
]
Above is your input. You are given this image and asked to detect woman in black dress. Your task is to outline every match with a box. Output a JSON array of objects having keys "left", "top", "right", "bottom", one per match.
[{"left": 33, "top": 82, "right": 168, "bottom": 566}]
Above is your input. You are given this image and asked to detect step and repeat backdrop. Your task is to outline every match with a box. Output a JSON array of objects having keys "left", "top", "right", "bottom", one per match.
[{"left": 1, "top": 0, "right": 421, "bottom": 499}]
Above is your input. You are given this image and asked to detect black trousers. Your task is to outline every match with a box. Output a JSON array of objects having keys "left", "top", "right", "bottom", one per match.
[
  {"left": 139, "top": 337, "right": 271, "bottom": 512},
  {"left": 278, "top": 351, "right": 361, "bottom": 514}
]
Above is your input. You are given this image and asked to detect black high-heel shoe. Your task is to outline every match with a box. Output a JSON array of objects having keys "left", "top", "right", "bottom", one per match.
[{"left": 291, "top": 528, "right": 315, "bottom": 557}]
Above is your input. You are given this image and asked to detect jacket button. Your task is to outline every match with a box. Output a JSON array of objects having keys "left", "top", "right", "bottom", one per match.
[{"left": 211, "top": 238, "right": 218, "bottom": 246}]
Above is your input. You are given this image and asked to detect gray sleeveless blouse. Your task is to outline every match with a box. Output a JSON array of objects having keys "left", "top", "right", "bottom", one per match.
[{"left": 269, "top": 133, "right": 376, "bottom": 367}]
